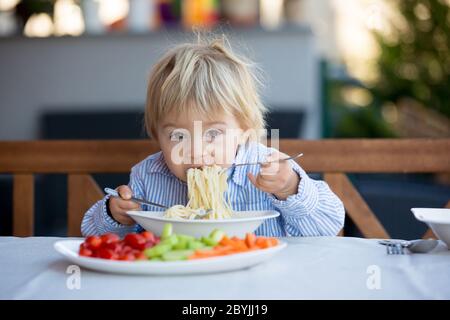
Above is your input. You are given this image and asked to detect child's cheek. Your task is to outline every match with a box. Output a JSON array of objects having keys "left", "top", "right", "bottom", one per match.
[
  {"left": 169, "top": 162, "right": 188, "bottom": 181},
  {"left": 166, "top": 140, "right": 190, "bottom": 165}
]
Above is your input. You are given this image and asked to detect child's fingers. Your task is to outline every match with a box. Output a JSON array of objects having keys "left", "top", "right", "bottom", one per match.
[
  {"left": 117, "top": 185, "right": 132, "bottom": 200},
  {"left": 109, "top": 200, "right": 140, "bottom": 224},
  {"left": 247, "top": 172, "right": 260, "bottom": 188},
  {"left": 118, "top": 199, "right": 141, "bottom": 211},
  {"left": 108, "top": 191, "right": 139, "bottom": 225},
  {"left": 111, "top": 210, "right": 135, "bottom": 226},
  {"left": 247, "top": 172, "right": 271, "bottom": 191},
  {"left": 116, "top": 212, "right": 136, "bottom": 225},
  {"left": 260, "top": 151, "right": 284, "bottom": 175},
  {"left": 260, "top": 152, "right": 276, "bottom": 168},
  {"left": 109, "top": 193, "right": 141, "bottom": 210},
  {"left": 262, "top": 150, "right": 291, "bottom": 165},
  {"left": 262, "top": 150, "right": 295, "bottom": 176},
  {"left": 260, "top": 163, "right": 281, "bottom": 176}
]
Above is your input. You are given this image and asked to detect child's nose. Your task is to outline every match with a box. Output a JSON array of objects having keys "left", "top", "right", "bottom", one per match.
[
  {"left": 190, "top": 141, "right": 205, "bottom": 165},
  {"left": 189, "top": 141, "right": 214, "bottom": 166}
]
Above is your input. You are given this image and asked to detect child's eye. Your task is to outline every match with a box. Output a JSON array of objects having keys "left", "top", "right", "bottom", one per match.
[
  {"left": 204, "top": 129, "right": 222, "bottom": 143},
  {"left": 170, "top": 131, "right": 186, "bottom": 142}
]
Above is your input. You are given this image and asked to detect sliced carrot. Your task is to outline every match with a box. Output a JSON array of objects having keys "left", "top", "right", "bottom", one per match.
[
  {"left": 189, "top": 236, "right": 279, "bottom": 260},
  {"left": 230, "top": 239, "right": 249, "bottom": 252},
  {"left": 245, "top": 233, "right": 257, "bottom": 248},
  {"left": 197, "top": 248, "right": 220, "bottom": 256},
  {"left": 267, "top": 237, "right": 279, "bottom": 247},
  {"left": 188, "top": 253, "right": 216, "bottom": 260},
  {"left": 214, "top": 245, "right": 234, "bottom": 255},
  {"left": 219, "top": 236, "right": 233, "bottom": 246},
  {"left": 188, "top": 249, "right": 220, "bottom": 260},
  {"left": 258, "top": 237, "right": 274, "bottom": 249},
  {"left": 255, "top": 237, "right": 267, "bottom": 248},
  {"left": 255, "top": 237, "right": 279, "bottom": 249},
  {"left": 247, "top": 244, "right": 260, "bottom": 251}
]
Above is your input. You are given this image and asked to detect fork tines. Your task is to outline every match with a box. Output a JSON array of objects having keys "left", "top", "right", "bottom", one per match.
[{"left": 386, "top": 243, "right": 405, "bottom": 255}]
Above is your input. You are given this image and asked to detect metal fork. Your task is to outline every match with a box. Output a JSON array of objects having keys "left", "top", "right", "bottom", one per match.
[
  {"left": 385, "top": 242, "right": 405, "bottom": 255},
  {"left": 380, "top": 239, "right": 438, "bottom": 255},
  {"left": 387, "top": 243, "right": 405, "bottom": 255},
  {"left": 230, "top": 152, "right": 304, "bottom": 168},
  {"left": 104, "top": 188, "right": 169, "bottom": 209},
  {"left": 104, "top": 188, "right": 212, "bottom": 218}
]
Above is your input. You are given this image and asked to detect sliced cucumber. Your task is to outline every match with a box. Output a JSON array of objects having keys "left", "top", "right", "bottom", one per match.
[
  {"left": 187, "top": 240, "right": 206, "bottom": 250},
  {"left": 144, "top": 243, "right": 172, "bottom": 258},
  {"left": 201, "top": 236, "right": 218, "bottom": 247},
  {"left": 161, "top": 223, "right": 173, "bottom": 240},
  {"left": 161, "top": 250, "right": 195, "bottom": 261},
  {"left": 159, "top": 234, "right": 179, "bottom": 247},
  {"left": 149, "top": 257, "right": 163, "bottom": 261},
  {"left": 209, "top": 229, "right": 225, "bottom": 243},
  {"left": 173, "top": 237, "right": 188, "bottom": 250},
  {"left": 176, "top": 234, "right": 195, "bottom": 242}
]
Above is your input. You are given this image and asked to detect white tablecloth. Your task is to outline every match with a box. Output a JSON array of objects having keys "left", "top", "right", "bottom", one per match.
[{"left": 1, "top": 236, "right": 449, "bottom": 299}]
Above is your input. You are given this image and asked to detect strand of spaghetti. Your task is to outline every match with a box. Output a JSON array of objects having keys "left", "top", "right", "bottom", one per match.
[{"left": 164, "top": 165, "right": 233, "bottom": 220}]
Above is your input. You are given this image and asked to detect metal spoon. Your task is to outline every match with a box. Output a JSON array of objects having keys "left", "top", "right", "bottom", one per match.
[
  {"left": 104, "top": 188, "right": 212, "bottom": 218},
  {"left": 406, "top": 239, "right": 439, "bottom": 253}
]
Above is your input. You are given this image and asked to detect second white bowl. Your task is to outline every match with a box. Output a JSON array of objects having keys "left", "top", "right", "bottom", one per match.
[{"left": 411, "top": 208, "right": 450, "bottom": 249}]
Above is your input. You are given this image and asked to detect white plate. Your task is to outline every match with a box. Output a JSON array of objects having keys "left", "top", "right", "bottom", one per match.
[
  {"left": 411, "top": 208, "right": 450, "bottom": 249},
  {"left": 126, "top": 210, "right": 280, "bottom": 238},
  {"left": 54, "top": 240, "right": 287, "bottom": 275}
]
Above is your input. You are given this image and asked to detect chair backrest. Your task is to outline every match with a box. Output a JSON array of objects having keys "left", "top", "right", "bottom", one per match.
[{"left": 1, "top": 139, "right": 449, "bottom": 237}]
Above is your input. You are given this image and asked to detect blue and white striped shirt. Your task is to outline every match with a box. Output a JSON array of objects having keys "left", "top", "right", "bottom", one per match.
[{"left": 81, "top": 142, "right": 345, "bottom": 238}]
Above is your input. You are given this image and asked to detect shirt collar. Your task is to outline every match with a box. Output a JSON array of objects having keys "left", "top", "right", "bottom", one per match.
[{"left": 229, "top": 143, "right": 249, "bottom": 186}]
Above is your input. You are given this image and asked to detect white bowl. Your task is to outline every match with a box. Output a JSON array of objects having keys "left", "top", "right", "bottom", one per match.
[
  {"left": 126, "top": 210, "right": 280, "bottom": 238},
  {"left": 411, "top": 208, "right": 450, "bottom": 249}
]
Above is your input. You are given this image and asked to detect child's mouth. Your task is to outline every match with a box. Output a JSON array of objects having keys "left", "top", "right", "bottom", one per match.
[{"left": 185, "top": 164, "right": 205, "bottom": 170}]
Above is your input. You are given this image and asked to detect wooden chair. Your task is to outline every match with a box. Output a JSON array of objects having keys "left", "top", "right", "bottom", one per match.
[{"left": 1, "top": 139, "right": 449, "bottom": 238}]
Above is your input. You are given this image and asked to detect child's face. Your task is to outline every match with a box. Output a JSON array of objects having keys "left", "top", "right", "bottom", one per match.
[{"left": 157, "top": 110, "right": 245, "bottom": 181}]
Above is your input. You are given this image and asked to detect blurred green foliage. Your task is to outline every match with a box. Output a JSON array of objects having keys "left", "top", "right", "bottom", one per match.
[
  {"left": 325, "top": 0, "right": 449, "bottom": 138},
  {"left": 372, "top": 0, "right": 450, "bottom": 118},
  {"left": 322, "top": 74, "right": 397, "bottom": 138}
]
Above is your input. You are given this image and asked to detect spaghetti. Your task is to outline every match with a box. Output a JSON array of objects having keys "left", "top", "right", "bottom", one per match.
[{"left": 164, "top": 165, "right": 233, "bottom": 220}]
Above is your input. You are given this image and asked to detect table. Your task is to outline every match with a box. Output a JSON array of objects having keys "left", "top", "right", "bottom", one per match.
[{"left": 1, "top": 236, "right": 449, "bottom": 299}]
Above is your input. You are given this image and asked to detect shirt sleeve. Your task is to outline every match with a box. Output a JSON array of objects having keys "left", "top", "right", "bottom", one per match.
[
  {"left": 267, "top": 160, "right": 345, "bottom": 237},
  {"left": 80, "top": 167, "right": 145, "bottom": 237}
]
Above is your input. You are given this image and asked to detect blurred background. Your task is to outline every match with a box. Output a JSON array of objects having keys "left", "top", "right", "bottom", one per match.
[{"left": 0, "top": 0, "right": 449, "bottom": 237}]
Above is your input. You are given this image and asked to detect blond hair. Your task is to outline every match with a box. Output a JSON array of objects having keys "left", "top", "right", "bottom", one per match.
[{"left": 144, "top": 34, "right": 267, "bottom": 139}]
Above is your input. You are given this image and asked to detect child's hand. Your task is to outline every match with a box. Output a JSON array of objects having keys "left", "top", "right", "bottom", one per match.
[
  {"left": 247, "top": 150, "right": 301, "bottom": 201},
  {"left": 108, "top": 185, "right": 141, "bottom": 225}
]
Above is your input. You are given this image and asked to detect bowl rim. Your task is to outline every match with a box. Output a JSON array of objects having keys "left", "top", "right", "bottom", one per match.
[
  {"left": 411, "top": 207, "right": 450, "bottom": 225},
  {"left": 126, "top": 210, "right": 280, "bottom": 224}
]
